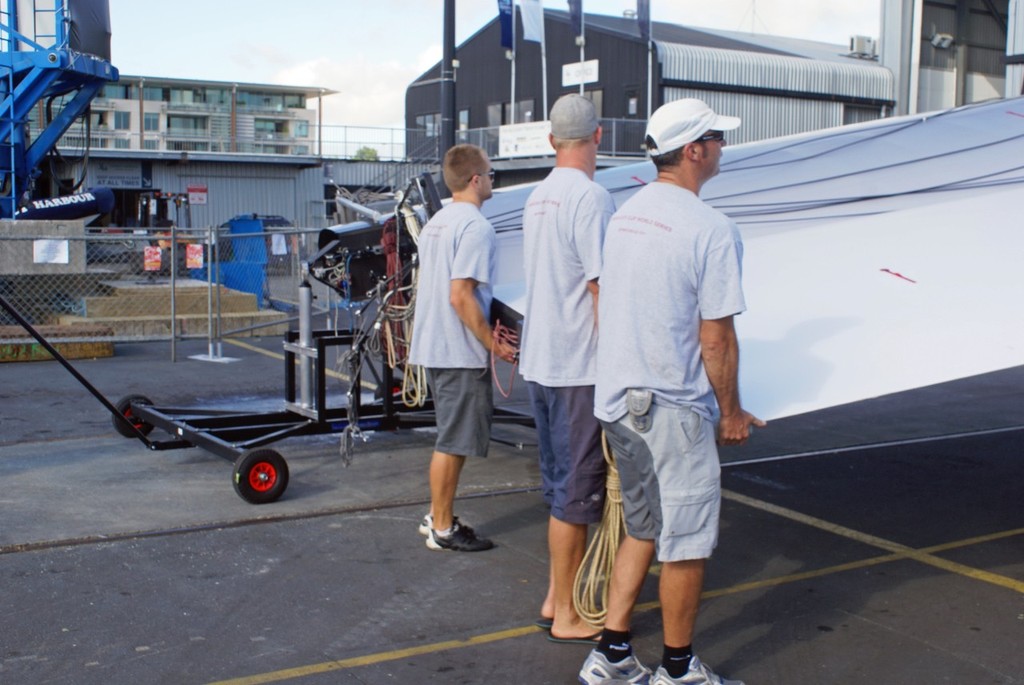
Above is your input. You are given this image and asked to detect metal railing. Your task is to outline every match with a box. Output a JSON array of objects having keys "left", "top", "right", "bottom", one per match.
[{"left": 48, "top": 118, "right": 649, "bottom": 162}]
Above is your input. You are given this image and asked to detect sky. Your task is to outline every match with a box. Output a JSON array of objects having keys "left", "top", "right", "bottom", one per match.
[{"left": 107, "top": 0, "right": 881, "bottom": 128}]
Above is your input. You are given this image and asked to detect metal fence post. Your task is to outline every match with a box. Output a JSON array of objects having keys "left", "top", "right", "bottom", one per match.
[{"left": 170, "top": 224, "right": 177, "bottom": 362}]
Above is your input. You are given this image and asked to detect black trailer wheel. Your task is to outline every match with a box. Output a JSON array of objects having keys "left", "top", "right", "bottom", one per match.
[
  {"left": 232, "top": 449, "right": 289, "bottom": 504},
  {"left": 113, "top": 394, "right": 155, "bottom": 438}
]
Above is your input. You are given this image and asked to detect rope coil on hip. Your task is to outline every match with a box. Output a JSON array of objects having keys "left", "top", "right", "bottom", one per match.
[{"left": 573, "top": 431, "right": 624, "bottom": 626}]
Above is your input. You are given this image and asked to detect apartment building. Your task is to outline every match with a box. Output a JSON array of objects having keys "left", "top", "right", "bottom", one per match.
[
  {"left": 63, "top": 76, "right": 329, "bottom": 156},
  {"left": 45, "top": 76, "right": 335, "bottom": 228}
]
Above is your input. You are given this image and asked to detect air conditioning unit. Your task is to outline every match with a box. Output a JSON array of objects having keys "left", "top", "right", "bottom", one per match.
[{"left": 849, "top": 35, "right": 877, "bottom": 57}]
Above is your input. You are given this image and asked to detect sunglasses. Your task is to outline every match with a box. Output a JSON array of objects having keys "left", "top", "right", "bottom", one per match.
[
  {"left": 695, "top": 130, "right": 725, "bottom": 143},
  {"left": 472, "top": 169, "right": 495, "bottom": 181}
]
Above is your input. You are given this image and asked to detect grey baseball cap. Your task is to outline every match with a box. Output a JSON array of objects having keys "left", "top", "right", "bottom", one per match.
[{"left": 549, "top": 94, "right": 599, "bottom": 140}]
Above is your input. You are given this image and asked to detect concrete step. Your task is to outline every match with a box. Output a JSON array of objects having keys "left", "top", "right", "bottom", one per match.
[
  {"left": 0, "top": 324, "right": 115, "bottom": 362},
  {"left": 57, "top": 312, "right": 290, "bottom": 338},
  {"left": 83, "top": 290, "right": 259, "bottom": 317}
]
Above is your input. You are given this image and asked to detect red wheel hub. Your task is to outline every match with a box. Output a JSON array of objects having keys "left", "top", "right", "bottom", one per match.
[{"left": 248, "top": 462, "right": 278, "bottom": 492}]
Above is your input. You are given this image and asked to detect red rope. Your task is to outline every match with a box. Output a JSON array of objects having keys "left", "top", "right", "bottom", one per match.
[
  {"left": 380, "top": 219, "right": 408, "bottom": 362},
  {"left": 490, "top": 320, "right": 520, "bottom": 398}
]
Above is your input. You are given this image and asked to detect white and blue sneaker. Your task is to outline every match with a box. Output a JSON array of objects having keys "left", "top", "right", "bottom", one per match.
[
  {"left": 650, "top": 655, "right": 744, "bottom": 685},
  {"left": 579, "top": 648, "right": 652, "bottom": 684}
]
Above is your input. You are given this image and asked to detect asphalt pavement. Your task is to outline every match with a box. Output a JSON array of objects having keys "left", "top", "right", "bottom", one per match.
[{"left": 1, "top": 336, "right": 1022, "bottom": 684}]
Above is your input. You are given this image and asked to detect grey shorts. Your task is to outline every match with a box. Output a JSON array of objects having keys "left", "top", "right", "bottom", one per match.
[
  {"left": 527, "top": 382, "right": 606, "bottom": 524},
  {"left": 600, "top": 403, "right": 721, "bottom": 562},
  {"left": 427, "top": 368, "right": 493, "bottom": 458}
]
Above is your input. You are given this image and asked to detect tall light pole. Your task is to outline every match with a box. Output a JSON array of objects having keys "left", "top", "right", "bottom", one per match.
[{"left": 440, "top": 0, "right": 456, "bottom": 175}]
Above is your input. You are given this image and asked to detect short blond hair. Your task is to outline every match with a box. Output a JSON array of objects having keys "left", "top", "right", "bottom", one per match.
[{"left": 442, "top": 144, "right": 488, "bottom": 192}]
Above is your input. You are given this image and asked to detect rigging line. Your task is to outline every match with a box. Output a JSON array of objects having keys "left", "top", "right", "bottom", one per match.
[
  {"left": 718, "top": 98, "right": 1009, "bottom": 173},
  {"left": 731, "top": 210, "right": 888, "bottom": 227},
  {"left": 707, "top": 130, "right": 1024, "bottom": 203},
  {"left": 721, "top": 119, "right": 924, "bottom": 172},
  {"left": 713, "top": 161, "right": 1024, "bottom": 218}
]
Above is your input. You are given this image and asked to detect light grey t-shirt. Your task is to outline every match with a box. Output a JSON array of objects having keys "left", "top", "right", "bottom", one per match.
[
  {"left": 409, "top": 201, "right": 495, "bottom": 369},
  {"left": 520, "top": 167, "right": 614, "bottom": 386},
  {"left": 594, "top": 181, "right": 746, "bottom": 422}
]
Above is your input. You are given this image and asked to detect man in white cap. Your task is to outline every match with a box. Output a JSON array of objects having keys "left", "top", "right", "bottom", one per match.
[
  {"left": 578, "top": 99, "right": 765, "bottom": 684},
  {"left": 520, "top": 93, "right": 615, "bottom": 643}
]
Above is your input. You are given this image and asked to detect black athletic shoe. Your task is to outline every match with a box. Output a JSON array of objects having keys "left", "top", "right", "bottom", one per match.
[{"left": 425, "top": 521, "right": 494, "bottom": 552}]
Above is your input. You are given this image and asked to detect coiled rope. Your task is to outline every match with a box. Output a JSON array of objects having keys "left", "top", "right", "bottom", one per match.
[
  {"left": 573, "top": 431, "right": 624, "bottom": 626},
  {"left": 490, "top": 320, "right": 519, "bottom": 398}
]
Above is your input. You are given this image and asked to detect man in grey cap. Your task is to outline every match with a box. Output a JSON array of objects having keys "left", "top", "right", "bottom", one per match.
[
  {"left": 520, "top": 93, "right": 615, "bottom": 642},
  {"left": 578, "top": 98, "right": 765, "bottom": 684}
]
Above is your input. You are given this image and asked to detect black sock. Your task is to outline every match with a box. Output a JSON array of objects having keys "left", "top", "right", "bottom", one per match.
[
  {"left": 597, "top": 629, "right": 632, "bottom": 663},
  {"left": 662, "top": 644, "right": 693, "bottom": 677}
]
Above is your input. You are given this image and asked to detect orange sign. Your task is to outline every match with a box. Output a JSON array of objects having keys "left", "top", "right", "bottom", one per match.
[
  {"left": 186, "top": 243, "right": 204, "bottom": 269},
  {"left": 144, "top": 246, "right": 162, "bottom": 271}
]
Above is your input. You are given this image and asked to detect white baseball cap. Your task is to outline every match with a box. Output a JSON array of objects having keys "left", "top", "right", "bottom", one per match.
[{"left": 644, "top": 99, "right": 741, "bottom": 156}]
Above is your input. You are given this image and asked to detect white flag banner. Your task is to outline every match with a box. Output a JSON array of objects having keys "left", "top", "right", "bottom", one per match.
[{"left": 521, "top": 0, "right": 545, "bottom": 43}]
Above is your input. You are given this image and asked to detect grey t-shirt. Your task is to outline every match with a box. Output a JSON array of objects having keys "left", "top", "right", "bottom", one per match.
[
  {"left": 520, "top": 167, "right": 614, "bottom": 386},
  {"left": 409, "top": 201, "right": 495, "bottom": 369},
  {"left": 594, "top": 181, "right": 746, "bottom": 422}
]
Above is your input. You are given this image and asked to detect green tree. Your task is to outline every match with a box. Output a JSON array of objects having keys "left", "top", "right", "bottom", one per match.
[{"left": 353, "top": 146, "right": 379, "bottom": 161}]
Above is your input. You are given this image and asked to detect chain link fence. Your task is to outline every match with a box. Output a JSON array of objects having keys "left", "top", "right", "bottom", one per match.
[{"left": 0, "top": 221, "right": 353, "bottom": 350}]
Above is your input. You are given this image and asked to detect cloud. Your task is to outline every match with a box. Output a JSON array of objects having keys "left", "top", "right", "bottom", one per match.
[{"left": 273, "top": 56, "right": 422, "bottom": 129}]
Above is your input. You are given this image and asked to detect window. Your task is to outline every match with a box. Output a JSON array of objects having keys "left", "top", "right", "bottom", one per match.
[
  {"left": 294, "top": 120, "right": 309, "bottom": 137},
  {"left": 487, "top": 103, "right": 504, "bottom": 128},
  {"left": 143, "top": 113, "right": 160, "bottom": 131},
  {"left": 514, "top": 99, "right": 535, "bottom": 123},
  {"left": 102, "top": 84, "right": 134, "bottom": 99},
  {"left": 458, "top": 109, "right": 470, "bottom": 131},
  {"left": 114, "top": 111, "right": 131, "bottom": 130},
  {"left": 114, "top": 138, "right": 130, "bottom": 149},
  {"left": 255, "top": 119, "right": 287, "bottom": 138},
  {"left": 494, "top": 99, "right": 537, "bottom": 125},
  {"left": 167, "top": 115, "right": 207, "bottom": 134},
  {"left": 415, "top": 113, "right": 441, "bottom": 137},
  {"left": 204, "top": 88, "right": 230, "bottom": 106},
  {"left": 169, "top": 88, "right": 197, "bottom": 105},
  {"left": 143, "top": 139, "right": 159, "bottom": 150}
]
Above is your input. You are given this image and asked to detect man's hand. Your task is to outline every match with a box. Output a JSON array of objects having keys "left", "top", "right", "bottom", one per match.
[
  {"left": 717, "top": 410, "right": 767, "bottom": 446},
  {"left": 492, "top": 339, "right": 517, "bottom": 364}
]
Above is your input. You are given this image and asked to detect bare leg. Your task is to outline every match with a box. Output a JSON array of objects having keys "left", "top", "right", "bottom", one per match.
[
  {"left": 604, "top": 534, "right": 656, "bottom": 632},
  {"left": 549, "top": 516, "right": 595, "bottom": 638},
  {"left": 659, "top": 558, "right": 705, "bottom": 647},
  {"left": 541, "top": 566, "right": 555, "bottom": 621},
  {"left": 429, "top": 450, "right": 465, "bottom": 532}
]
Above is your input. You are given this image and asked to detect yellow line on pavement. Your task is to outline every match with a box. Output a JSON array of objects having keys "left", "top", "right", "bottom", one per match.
[
  {"left": 204, "top": 477, "right": 1024, "bottom": 685},
  {"left": 223, "top": 338, "right": 375, "bottom": 388},
  {"left": 722, "top": 489, "right": 1024, "bottom": 594},
  {"left": 205, "top": 625, "right": 541, "bottom": 685}
]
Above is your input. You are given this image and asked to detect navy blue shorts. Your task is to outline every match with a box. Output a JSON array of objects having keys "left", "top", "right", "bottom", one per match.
[{"left": 527, "top": 382, "right": 606, "bottom": 524}]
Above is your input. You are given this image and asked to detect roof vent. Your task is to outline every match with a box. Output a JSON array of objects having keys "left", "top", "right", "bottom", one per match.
[{"left": 849, "top": 35, "right": 877, "bottom": 59}]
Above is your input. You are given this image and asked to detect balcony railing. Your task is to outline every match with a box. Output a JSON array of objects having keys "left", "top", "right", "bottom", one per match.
[{"left": 51, "top": 118, "right": 649, "bottom": 162}]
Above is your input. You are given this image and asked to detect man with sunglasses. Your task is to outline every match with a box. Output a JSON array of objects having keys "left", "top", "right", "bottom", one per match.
[
  {"left": 579, "top": 99, "right": 765, "bottom": 684},
  {"left": 409, "top": 143, "right": 516, "bottom": 552}
]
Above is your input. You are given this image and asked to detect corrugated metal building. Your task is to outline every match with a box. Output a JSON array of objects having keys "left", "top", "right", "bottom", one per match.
[
  {"left": 881, "top": 0, "right": 1014, "bottom": 114},
  {"left": 57, "top": 153, "right": 327, "bottom": 229},
  {"left": 406, "top": 9, "right": 895, "bottom": 152}
]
